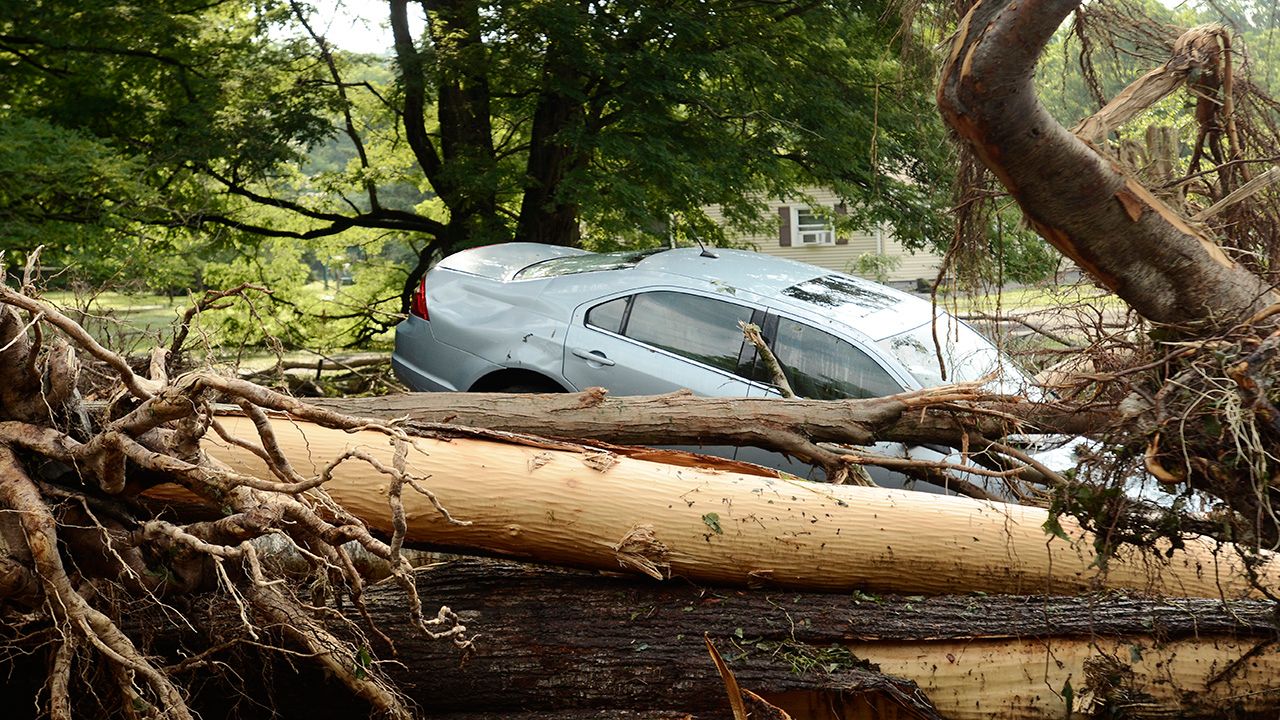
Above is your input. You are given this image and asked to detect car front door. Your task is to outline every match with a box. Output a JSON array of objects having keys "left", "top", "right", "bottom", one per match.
[{"left": 734, "top": 312, "right": 938, "bottom": 487}]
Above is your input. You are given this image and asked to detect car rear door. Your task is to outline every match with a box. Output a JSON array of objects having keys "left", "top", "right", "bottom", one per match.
[{"left": 562, "top": 290, "right": 761, "bottom": 397}]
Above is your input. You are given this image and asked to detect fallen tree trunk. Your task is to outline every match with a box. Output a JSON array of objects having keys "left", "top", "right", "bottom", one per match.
[
  {"left": 309, "top": 389, "right": 1109, "bottom": 450},
  {"left": 360, "top": 558, "right": 1280, "bottom": 720},
  {"left": 309, "top": 388, "right": 1110, "bottom": 488},
  {"left": 165, "top": 415, "right": 1280, "bottom": 598}
]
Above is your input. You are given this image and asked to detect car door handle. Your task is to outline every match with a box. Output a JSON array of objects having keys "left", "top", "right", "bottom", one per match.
[{"left": 571, "top": 348, "right": 615, "bottom": 366}]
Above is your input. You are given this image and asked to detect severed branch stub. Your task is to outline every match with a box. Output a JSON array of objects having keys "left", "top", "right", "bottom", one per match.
[
  {"left": 1193, "top": 165, "right": 1280, "bottom": 221},
  {"left": 739, "top": 321, "right": 794, "bottom": 398},
  {"left": 1073, "top": 25, "right": 1229, "bottom": 147}
]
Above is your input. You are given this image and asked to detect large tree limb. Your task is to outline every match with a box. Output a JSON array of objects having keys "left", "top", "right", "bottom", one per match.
[
  {"left": 157, "top": 414, "right": 1280, "bottom": 598},
  {"left": 390, "top": 0, "right": 444, "bottom": 184},
  {"left": 938, "top": 0, "right": 1277, "bottom": 329},
  {"left": 309, "top": 388, "right": 1109, "bottom": 460}
]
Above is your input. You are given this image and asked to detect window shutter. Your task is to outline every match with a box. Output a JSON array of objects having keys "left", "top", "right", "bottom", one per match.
[
  {"left": 834, "top": 202, "right": 849, "bottom": 245},
  {"left": 779, "top": 206, "right": 792, "bottom": 247}
]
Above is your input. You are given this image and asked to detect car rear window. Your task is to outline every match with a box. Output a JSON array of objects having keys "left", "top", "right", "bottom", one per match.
[
  {"left": 625, "top": 293, "right": 754, "bottom": 374},
  {"left": 514, "top": 249, "right": 665, "bottom": 279},
  {"left": 585, "top": 297, "right": 628, "bottom": 333},
  {"left": 585, "top": 291, "right": 754, "bottom": 375}
]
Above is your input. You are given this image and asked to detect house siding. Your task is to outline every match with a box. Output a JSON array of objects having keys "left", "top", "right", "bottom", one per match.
[{"left": 705, "top": 189, "right": 943, "bottom": 285}]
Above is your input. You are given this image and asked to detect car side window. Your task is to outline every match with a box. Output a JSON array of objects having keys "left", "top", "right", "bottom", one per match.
[
  {"left": 588, "top": 291, "right": 753, "bottom": 374},
  {"left": 586, "top": 296, "right": 629, "bottom": 333},
  {"left": 769, "top": 317, "right": 902, "bottom": 400}
]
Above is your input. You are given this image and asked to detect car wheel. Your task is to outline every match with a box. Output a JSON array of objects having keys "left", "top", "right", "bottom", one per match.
[{"left": 494, "top": 381, "right": 565, "bottom": 393}]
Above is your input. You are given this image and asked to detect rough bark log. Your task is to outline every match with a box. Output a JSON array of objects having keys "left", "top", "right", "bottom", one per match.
[
  {"left": 937, "top": 0, "right": 1277, "bottom": 329},
  {"left": 308, "top": 389, "right": 1109, "bottom": 452},
  {"left": 362, "top": 558, "right": 1280, "bottom": 720},
  {"left": 159, "top": 416, "right": 1280, "bottom": 598}
]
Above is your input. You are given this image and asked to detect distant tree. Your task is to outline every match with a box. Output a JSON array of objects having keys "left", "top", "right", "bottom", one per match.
[{"left": 0, "top": 0, "right": 337, "bottom": 290}]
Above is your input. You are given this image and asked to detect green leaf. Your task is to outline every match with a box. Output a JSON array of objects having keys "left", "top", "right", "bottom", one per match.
[
  {"left": 1043, "top": 514, "right": 1071, "bottom": 542},
  {"left": 702, "top": 512, "right": 724, "bottom": 535},
  {"left": 354, "top": 646, "right": 373, "bottom": 680}
]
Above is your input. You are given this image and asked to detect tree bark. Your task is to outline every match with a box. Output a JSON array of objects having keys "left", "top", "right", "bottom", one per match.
[
  {"left": 360, "top": 558, "right": 1280, "bottom": 720},
  {"left": 155, "top": 415, "right": 1280, "bottom": 599},
  {"left": 515, "top": 31, "right": 589, "bottom": 248},
  {"left": 937, "top": 0, "right": 1277, "bottom": 329},
  {"left": 308, "top": 388, "right": 1108, "bottom": 460}
]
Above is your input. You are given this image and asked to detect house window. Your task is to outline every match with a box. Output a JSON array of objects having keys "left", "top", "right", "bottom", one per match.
[
  {"left": 793, "top": 208, "right": 834, "bottom": 246},
  {"left": 778, "top": 203, "right": 847, "bottom": 247},
  {"left": 778, "top": 204, "right": 839, "bottom": 245}
]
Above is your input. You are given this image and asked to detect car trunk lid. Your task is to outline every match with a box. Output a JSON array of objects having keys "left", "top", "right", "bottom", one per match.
[{"left": 436, "top": 243, "right": 589, "bottom": 281}]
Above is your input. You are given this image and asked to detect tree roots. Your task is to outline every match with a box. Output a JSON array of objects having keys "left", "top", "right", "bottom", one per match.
[{"left": 0, "top": 280, "right": 470, "bottom": 718}]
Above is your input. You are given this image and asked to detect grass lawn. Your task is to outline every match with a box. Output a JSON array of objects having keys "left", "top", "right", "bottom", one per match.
[
  {"left": 947, "top": 283, "right": 1123, "bottom": 314},
  {"left": 39, "top": 285, "right": 394, "bottom": 369},
  {"left": 42, "top": 289, "right": 186, "bottom": 351}
]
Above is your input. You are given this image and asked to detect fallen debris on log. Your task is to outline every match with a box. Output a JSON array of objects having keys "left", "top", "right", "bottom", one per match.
[{"left": 311, "top": 387, "right": 1105, "bottom": 490}]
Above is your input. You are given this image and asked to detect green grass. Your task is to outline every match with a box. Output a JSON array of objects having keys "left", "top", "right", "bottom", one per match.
[
  {"left": 947, "top": 284, "right": 1123, "bottom": 314},
  {"left": 42, "top": 289, "right": 186, "bottom": 351},
  {"left": 39, "top": 284, "right": 394, "bottom": 368},
  {"left": 937, "top": 284, "right": 1128, "bottom": 374}
]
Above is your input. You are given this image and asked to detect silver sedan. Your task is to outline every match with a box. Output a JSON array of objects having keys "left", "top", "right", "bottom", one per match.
[{"left": 393, "top": 243, "right": 1065, "bottom": 492}]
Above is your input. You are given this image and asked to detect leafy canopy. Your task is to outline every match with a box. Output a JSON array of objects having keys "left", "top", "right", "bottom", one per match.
[{"left": 2, "top": 0, "right": 955, "bottom": 345}]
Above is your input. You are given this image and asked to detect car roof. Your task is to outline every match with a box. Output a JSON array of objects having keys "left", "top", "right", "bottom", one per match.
[
  {"left": 438, "top": 243, "right": 935, "bottom": 341},
  {"left": 632, "top": 247, "right": 826, "bottom": 295},
  {"left": 629, "top": 248, "right": 934, "bottom": 341}
]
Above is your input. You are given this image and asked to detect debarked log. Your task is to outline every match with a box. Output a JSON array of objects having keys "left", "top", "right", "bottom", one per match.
[
  {"left": 154, "top": 416, "right": 1280, "bottom": 598},
  {"left": 368, "top": 558, "right": 1280, "bottom": 720}
]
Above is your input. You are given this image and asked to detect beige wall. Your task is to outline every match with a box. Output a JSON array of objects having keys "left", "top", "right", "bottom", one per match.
[{"left": 705, "top": 189, "right": 942, "bottom": 285}]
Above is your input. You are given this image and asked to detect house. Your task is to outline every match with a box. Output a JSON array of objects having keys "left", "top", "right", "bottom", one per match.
[{"left": 705, "top": 188, "right": 943, "bottom": 289}]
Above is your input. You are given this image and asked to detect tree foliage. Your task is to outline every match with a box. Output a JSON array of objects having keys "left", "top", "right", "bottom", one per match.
[
  {"left": 6, "top": 1, "right": 1280, "bottom": 718},
  {"left": 2, "top": 0, "right": 955, "bottom": 322}
]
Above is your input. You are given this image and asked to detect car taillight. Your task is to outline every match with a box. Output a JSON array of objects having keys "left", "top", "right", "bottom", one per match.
[{"left": 410, "top": 277, "right": 429, "bottom": 320}]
